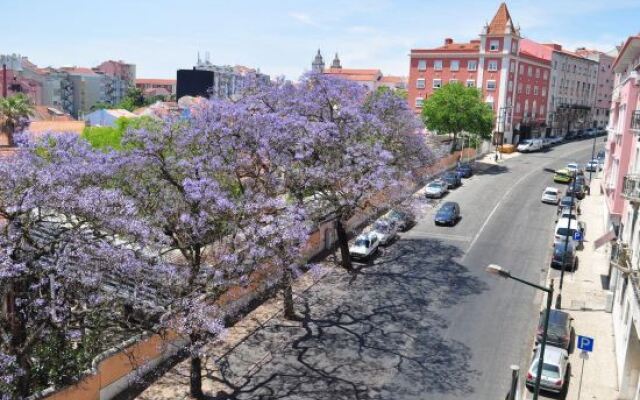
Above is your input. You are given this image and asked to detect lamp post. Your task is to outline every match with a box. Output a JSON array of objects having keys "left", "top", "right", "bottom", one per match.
[
  {"left": 556, "top": 169, "right": 577, "bottom": 309},
  {"left": 588, "top": 134, "right": 597, "bottom": 183},
  {"left": 487, "top": 265, "right": 554, "bottom": 400}
]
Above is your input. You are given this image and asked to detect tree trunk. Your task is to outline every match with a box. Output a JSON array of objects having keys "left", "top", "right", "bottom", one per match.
[
  {"left": 335, "top": 220, "right": 353, "bottom": 271},
  {"left": 282, "top": 268, "right": 296, "bottom": 320},
  {"left": 190, "top": 354, "right": 203, "bottom": 399},
  {"left": 449, "top": 132, "right": 458, "bottom": 154},
  {"left": 10, "top": 283, "right": 31, "bottom": 399}
]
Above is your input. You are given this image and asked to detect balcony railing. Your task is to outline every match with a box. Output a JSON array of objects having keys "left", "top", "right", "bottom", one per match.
[
  {"left": 623, "top": 174, "right": 640, "bottom": 203},
  {"left": 632, "top": 111, "right": 640, "bottom": 132}
]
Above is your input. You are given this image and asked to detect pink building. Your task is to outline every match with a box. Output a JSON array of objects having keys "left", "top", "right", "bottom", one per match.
[
  {"left": 604, "top": 35, "right": 640, "bottom": 400},
  {"left": 577, "top": 48, "right": 616, "bottom": 128},
  {"left": 94, "top": 60, "right": 136, "bottom": 85},
  {"left": 408, "top": 3, "right": 551, "bottom": 144}
]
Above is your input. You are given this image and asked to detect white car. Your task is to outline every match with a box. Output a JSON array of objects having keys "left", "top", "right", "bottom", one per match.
[
  {"left": 554, "top": 217, "right": 585, "bottom": 247},
  {"left": 585, "top": 159, "right": 600, "bottom": 172},
  {"left": 525, "top": 345, "right": 569, "bottom": 393},
  {"left": 517, "top": 139, "right": 543, "bottom": 153},
  {"left": 541, "top": 187, "right": 561, "bottom": 205},
  {"left": 424, "top": 180, "right": 449, "bottom": 199},
  {"left": 566, "top": 162, "right": 580, "bottom": 174},
  {"left": 349, "top": 233, "right": 379, "bottom": 261},
  {"left": 371, "top": 219, "right": 398, "bottom": 246}
]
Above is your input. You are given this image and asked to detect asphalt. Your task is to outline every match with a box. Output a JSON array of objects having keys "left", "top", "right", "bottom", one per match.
[{"left": 200, "top": 139, "right": 601, "bottom": 400}]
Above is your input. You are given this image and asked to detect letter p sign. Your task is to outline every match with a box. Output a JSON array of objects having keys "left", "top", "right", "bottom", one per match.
[{"left": 577, "top": 335, "right": 594, "bottom": 352}]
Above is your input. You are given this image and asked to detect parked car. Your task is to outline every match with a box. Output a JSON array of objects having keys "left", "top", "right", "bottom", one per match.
[
  {"left": 371, "top": 219, "right": 398, "bottom": 246},
  {"left": 456, "top": 163, "right": 473, "bottom": 178},
  {"left": 566, "top": 182, "right": 586, "bottom": 200},
  {"left": 541, "top": 187, "right": 561, "bottom": 205},
  {"left": 553, "top": 169, "right": 572, "bottom": 184},
  {"left": 554, "top": 217, "right": 585, "bottom": 247},
  {"left": 536, "top": 309, "right": 573, "bottom": 350},
  {"left": 387, "top": 209, "right": 415, "bottom": 232},
  {"left": 424, "top": 180, "right": 449, "bottom": 199},
  {"left": 555, "top": 207, "right": 578, "bottom": 222},
  {"left": 434, "top": 202, "right": 461, "bottom": 226},
  {"left": 565, "top": 130, "right": 577, "bottom": 140},
  {"left": 518, "top": 138, "right": 543, "bottom": 152},
  {"left": 566, "top": 162, "right": 580, "bottom": 174},
  {"left": 525, "top": 345, "right": 569, "bottom": 394},
  {"left": 585, "top": 159, "right": 600, "bottom": 172},
  {"left": 557, "top": 196, "right": 580, "bottom": 215},
  {"left": 349, "top": 232, "right": 380, "bottom": 261},
  {"left": 442, "top": 171, "right": 462, "bottom": 189},
  {"left": 551, "top": 241, "right": 577, "bottom": 272}
]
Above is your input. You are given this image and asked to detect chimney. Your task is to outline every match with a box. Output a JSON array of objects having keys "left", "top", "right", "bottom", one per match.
[{"left": 444, "top": 38, "right": 454, "bottom": 45}]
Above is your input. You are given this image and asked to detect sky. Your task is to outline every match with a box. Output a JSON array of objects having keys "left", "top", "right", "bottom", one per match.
[{"left": 5, "top": 0, "right": 640, "bottom": 81}]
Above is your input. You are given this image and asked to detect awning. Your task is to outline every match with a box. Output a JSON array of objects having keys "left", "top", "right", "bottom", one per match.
[{"left": 594, "top": 230, "right": 617, "bottom": 250}]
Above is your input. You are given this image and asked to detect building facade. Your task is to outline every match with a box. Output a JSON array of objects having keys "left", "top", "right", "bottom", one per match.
[
  {"left": 408, "top": 3, "right": 552, "bottom": 144},
  {"left": 578, "top": 48, "right": 616, "bottom": 128},
  {"left": 408, "top": 3, "right": 610, "bottom": 144},
  {"left": 602, "top": 35, "right": 640, "bottom": 400},
  {"left": 0, "top": 55, "right": 135, "bottom": 118},
  {"left": 136, "top": 78, "right": 177, "bottom": 99}
]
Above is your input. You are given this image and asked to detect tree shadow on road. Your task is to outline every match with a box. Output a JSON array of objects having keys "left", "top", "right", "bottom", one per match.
[
  {"left": 473, "top": 162, "right": 509, "bottom": 176},
  {"left": 203, "top": 239, "right": 489, "bottom": 400}
]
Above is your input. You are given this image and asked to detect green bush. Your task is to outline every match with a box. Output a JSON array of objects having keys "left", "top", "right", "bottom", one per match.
[{"left": 82, "top": 116, "right": 159, "bottom": 150}]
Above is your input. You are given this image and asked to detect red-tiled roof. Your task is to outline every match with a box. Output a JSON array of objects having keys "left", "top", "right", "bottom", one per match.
[
  {"left": 28, "top": 121, "right": 85, "bottom": 135},
  {"left": 136, "top": 78, "right": 176, "bottom": 85},
  {"left": 487, "top": 2, "right": 516, "bottom": 35},
  {"left": 324, "top": 68, "right": 382, "bottom": 82},
  {"left": 60, "top": 67, "right": 97, "bottom": 75},
  {"left": 380, "top": 76, "right": 405, "bottom": 84},
  {"left": 412, "top": 41, "right": 480, "bottom": 53}
]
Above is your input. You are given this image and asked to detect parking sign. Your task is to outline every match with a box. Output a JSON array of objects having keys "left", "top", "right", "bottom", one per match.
[
  {"left": 577, "top": 335, "right": 594, "bottom": 352},
  {"left": 573, "top": 231, "right": 583, "bottom": 241}
]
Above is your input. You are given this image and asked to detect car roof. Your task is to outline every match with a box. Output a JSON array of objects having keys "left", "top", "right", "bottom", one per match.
[
  {"left": 557, "top": 218, "right": 578, "bottom": 229},
  {"left": 535, "top": 345, "right": 568, "bottom": 363},
  {"left": 544, "top": 187, "right": 558, "bottom": 193}
]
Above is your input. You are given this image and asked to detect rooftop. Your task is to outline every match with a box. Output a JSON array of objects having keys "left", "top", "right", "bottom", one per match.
[{"left": 487, "top": 2, "right": 517, "bottom": 35}]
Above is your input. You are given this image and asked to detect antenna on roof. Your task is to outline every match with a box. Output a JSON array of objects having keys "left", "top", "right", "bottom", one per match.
[{"left": 197, "top": 51, "right": 201, "bottom": 64}]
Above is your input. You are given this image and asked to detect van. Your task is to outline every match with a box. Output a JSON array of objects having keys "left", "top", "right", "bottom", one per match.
[
  {"left": 554, "top": 217, "right": 585, "bottom": 247},
  {"left": 517, "top": 138, "right": 543, "bottom": 153}
]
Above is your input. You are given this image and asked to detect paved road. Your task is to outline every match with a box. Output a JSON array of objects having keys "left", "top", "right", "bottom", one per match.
[{"left": 207, "top": 140, "right": 599, "bottom": 400}]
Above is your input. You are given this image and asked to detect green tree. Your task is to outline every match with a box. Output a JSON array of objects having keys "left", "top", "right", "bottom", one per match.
[
  {"left": 82, "top": 116, "right": 159, "bottom": 150},
  {"left": 118, "top": 87, "right": 147, "bottom": 111},
  {"left": 421, "top": 82, "right": 494, "bottom": 153},
  {"left": 0, "top": 93, "right": 35, "bottom": 146},
  {"left": 374, "top": 85, "right": 408, "bottom": 100}
]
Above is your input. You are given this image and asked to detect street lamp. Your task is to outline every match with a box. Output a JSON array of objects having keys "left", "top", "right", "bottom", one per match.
[
  {"left": 556, "top": 169, "right": 577, "bottom": 309},
  {"left": 486, "top": 264, "right": 554, "bottom": 400}
]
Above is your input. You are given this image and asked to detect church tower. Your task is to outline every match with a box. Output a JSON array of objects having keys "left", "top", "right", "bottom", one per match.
[
  {"left": 331, "top": 53, "right": 342, "bottom": 69},
  {"left": 312, "top": 49, "right": 325, "bottom": 73}
]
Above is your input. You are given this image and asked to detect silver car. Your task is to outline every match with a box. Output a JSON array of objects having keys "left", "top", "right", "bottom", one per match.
[
  {"left": 541, "top": 187, "right": 560, "bottom": 205},
  {"left": 525, "top": 345, "right": 569, "bottom": 393},
  {"left": 371, "top": 219, "right": 398, "bottom": 246},
  {"left": 424, "top": 180, "right": 448, "bottom": 199}
]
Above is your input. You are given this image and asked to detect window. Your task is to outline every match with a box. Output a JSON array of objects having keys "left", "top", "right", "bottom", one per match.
[
  {"left": 449, "top": 78, "right": 458, "bottom": 84},
  {"left": 535, "top": 68, "right": 540, "bottom": 78},
  {"left": 528, "top": 66, "right": 533, "bottom": 77},
  {"left": 552, "top": 77, "right": 556, "bottom": 87},
  {"left": 508, "top": 81, "right": 513, "bottom": 91},
  {"left": 511, "top": 41, "right": 518, "bottom": 54},
  {"left": 510, "top": 62, "right": 515, "bottom": 73},
  {"left": 466, "top": 79, "right": 475, "bottom": 88},
  {"left": 516, "top": 102, "right": 521, "bottom": 113},
  {"left": 519, "top": 64, "right": 524, "bottom": 75},
  {"left": 417, "top": 60, "right": 427, "bottom": 71},
  {"left": 542, "top": 88, "right": 547, "bottom": 97},
  {"left": 487, "top": 80, "right": 496, "bottom": 91},
  {"left": 518, "top": 83, "right": 522, "bottom": 93},
  {"left": 415, "top": 97, "right": 424, "bottom": 108},
  {"left": 450, "top": 60, "right": 460, "bottom": 71},
  {"left": 526, "top": 85, "right": 531, "bottom": 95},
  {"left": 416, "top": 78, "right": 425, "bottom": 89},
  {"left": 467, "top": 60, "right": 477, "bottom": 71},
  {"left": 543, "top": 70, "right": 548, "bottom": 80},
  {"left": 489, "top": 40, "right": 500, "bottom": 51},
  {"left": 488, "top": 60, "right": 498, "bottom": 71},
  {"left": 434, "top": 60, "right": 443, "bottom": 70},
  {"left": 540, "top": 106, "right": 544, "bottom": 115},
  {"left": 433, "top": 79, "right": 442, "bottom": 88},
  {"left": 534, "top": 86, "right": 539, "bottom": 95}
]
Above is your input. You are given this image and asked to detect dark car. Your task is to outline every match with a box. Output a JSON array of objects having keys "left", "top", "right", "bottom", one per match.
[
  {"left": 551, "top": 241, "right": 577, "bottom": 271},
  {"left": 536, "top": 309, "right": 573, "bottom": 350},
  {"left": 557, "top": 196, "right": 580, "bottom": 215},
  {"left": 434, "top": 202, "right": 460, "bottom": 226},
  {"left": 442, "top": 171, "right": 462, "bottom": 189},
  {"left": 456, "top": 163, "right": 473, "bottom": 178},
  {"left": 566, "top": 182, "right": 586, "bottom": 200},
  {"left": 388, "top": 209, "right": 415, "bottom": 232},
  {"left": 565, "top": 130, "right": 577, "bottom": 140}
]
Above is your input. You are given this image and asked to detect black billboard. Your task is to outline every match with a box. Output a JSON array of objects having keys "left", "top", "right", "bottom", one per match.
[{"left": 177, "top": 69, "right": 214, "bottom": 99}]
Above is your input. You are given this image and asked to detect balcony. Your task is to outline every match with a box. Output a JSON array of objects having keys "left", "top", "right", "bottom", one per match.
[
  {"left": 632, "top": 110, "right": 640, "bottom": 132},
  {"left": 623, "top": 174, "right": 640, "bottom": 203}
]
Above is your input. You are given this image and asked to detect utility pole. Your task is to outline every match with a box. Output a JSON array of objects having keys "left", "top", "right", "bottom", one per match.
[{"left": 556, "top": 170, "right": 577, "bottom": 309}]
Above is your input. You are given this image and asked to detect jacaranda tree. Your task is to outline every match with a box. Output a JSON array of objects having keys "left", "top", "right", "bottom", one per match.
[{"left": 117, "top": 100, "right": 310, "bottom": 398}]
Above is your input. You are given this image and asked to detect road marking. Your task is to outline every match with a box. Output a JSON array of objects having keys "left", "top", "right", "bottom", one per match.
[
  {"left": 462, "top": 141, "right": 598, "bottom": 262},
  {"left": 402, "top": 232, "right": 472, "bottom": 242}
]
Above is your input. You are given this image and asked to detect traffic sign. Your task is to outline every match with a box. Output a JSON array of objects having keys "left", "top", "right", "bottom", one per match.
[
  {"left": 573, "top": 231, "right": 583, "bottom": 241},
  {"left": 577, "top": 335, "right": 594, "bottom": 352}
]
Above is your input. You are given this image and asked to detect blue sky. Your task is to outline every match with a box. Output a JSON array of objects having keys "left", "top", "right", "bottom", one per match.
[{"left": 5, "top": 0, "right": 639, "bottom": 80}]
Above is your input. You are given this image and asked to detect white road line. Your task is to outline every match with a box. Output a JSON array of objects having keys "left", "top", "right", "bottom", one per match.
[
  {"left": 462, "top": 142, "right": 597, "bottom": 262},
  {"left": 402, "top": 232, "right": 472, "bottom": 242}
]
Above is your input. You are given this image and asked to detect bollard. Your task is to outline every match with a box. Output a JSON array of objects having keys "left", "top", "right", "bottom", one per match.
[{"left": 509, "top": 364, "right": 520, "bottom": 400}]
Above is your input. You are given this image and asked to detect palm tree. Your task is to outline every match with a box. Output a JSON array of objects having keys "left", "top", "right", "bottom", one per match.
[{"left": 0, "top": 93, "right": 35, "bottom": 146}]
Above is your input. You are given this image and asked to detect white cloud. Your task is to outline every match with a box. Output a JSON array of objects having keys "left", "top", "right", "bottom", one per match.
[{"left": 288, "top": 12, "right": 323, "bottom": 28}]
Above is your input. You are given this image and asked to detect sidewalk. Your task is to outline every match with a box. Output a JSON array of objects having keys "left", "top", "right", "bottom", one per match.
[
  {"left": 478, "top": 149, "right": 522, "bottom": 165},
  {"left": 527, "top": 175, "right": 619, "bottom": 399},
  {"left": 136, "top": 262, "right": 333, "bottom": 399}
]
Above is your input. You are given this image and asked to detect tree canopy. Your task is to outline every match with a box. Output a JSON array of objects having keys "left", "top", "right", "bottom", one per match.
[
  {"left": 0, "top": 93, "right": 34, "bottom": 146},
  {"left": 420, "top": 83, "right": 494, "bottom": 152}
]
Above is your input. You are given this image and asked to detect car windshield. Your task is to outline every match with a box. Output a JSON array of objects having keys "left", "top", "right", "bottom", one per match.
[
  {"left": 557, "top": 227, "right": 577, "bottom": 237},
  {"left": 355, "top": 238, "right": 370, "bottom": 247},
  {"left": 560, "top": 198, "right": 574, "bottom": 207},
  {"left": 520, "top": 140, "right": 532, "bottom": 145},
  {"left": 554, "top": 242, "right": 572, "bottom": 254},
  {"left": 374, "top": 222, "right": 390, "bottom": 233},
  {"left": 568, "top": 163, "right": 578, "bottom": 169},
  {"left": 530, "top": 361, "right": 561, "bottom": 379},
  {"left": 545, "top": 190, "right": 557, "bottom": 196},
  {"left": 428, "top": 182, "right": 443, "bottom": 188}
]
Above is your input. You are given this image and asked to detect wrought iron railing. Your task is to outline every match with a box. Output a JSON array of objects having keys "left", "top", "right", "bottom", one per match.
[{"left": 631, "top": 110, "right": 640, "bottom": 131}]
